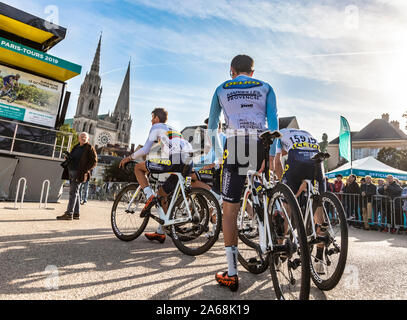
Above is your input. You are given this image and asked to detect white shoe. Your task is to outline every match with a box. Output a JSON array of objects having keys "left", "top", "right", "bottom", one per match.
[{"left": 314, "top": 261, "right": 326, "bottom": 275}]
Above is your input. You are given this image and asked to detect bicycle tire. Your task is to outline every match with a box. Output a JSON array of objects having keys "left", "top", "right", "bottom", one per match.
[
  {"left": 268, "top": 183, "right": 311, "bottom": 300},
  {"left": 169, "top": 188, "right": 222, "bottom": 256},
  {"left": 309, "top": 192, "right": 348, "bottom": 291},
  {"left": 237, "top": 192, "right": 269, "bottom": 274},
  {"left": 111, "top": 184, "right": 149, "bottom": 241}
]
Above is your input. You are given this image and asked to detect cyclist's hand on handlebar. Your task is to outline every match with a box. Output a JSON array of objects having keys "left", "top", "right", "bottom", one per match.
[{"left": 119, "top": 157, "right": 131, "bottom": 169}]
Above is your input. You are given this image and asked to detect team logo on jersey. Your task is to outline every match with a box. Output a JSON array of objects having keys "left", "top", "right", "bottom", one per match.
[
  {"left": 149, "top": 159, "right": 172, "bottom": 166},
  {"left": 223, "top": 80, "right": 262, "bottom": 89}
]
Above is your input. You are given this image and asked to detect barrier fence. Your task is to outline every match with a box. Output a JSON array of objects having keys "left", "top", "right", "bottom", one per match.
[{"left": 334, "top": 192, "right": 407, "bottom": 233}]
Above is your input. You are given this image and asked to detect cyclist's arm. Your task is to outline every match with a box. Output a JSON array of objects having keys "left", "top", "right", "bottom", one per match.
[
  {"left": 266, "top": 85, "right": 278, "bottom": 157},
  {"left": 129, "top": 128, "right": 157, "bottom": 160},
  {"left": 208, "top": 87, "right": 223, "bottom": 162}
]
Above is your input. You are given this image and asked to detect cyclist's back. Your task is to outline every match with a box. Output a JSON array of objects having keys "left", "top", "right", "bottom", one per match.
[{"left": 276, "top": 128, "right": 325, "bottom": 195}]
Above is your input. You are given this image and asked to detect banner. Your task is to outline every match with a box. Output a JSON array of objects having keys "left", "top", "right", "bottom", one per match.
[
  {"left": 339, "top": 116, "right": 351, "bottom": 162},
  {"left": 0, "top": 64, "right": 63, "bottom": 128}
]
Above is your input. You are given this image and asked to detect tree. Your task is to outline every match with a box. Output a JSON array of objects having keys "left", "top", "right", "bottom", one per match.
[
  {"left": 103, "top": 160, "right": 138, "bottom": 183},
  {"left": 376, "top": 147, "right": 407, "bottom": 171},
  {"left": 56, "top": 124, "right": 78, "bottom": 152}
]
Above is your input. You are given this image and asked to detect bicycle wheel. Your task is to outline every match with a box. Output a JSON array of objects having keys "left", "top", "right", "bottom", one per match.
[
  {"left": 169, "top": 188, "right": 222, "bottom": 256},
  {"left": 111, "top": 184, "right": 149, "bottom": 241},
  {"left": 237, "top": 191, "right": 269, "bottom": 274},
  {"left": 309, "top": 192, "right": 348, "bottom": 291},
  {"left": 268, "top": 183, "right": 310, "bottom": 300}
]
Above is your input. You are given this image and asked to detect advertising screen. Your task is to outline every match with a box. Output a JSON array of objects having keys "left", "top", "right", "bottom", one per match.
[{"left": 0, "top": 64, "right": 63, "bottom": 128}]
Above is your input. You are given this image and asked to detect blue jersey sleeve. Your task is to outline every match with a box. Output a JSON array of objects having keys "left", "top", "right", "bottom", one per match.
[
  {"left": 266, "top": 84, "right": 278, "bottom": 156},
  {"left": 208, "top": 86, "right": 223, "bottom": 160}
]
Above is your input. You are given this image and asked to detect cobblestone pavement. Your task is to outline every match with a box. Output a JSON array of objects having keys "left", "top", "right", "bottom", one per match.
[{"left": 0, "top": 200, "right": 406, "bottom": 300}]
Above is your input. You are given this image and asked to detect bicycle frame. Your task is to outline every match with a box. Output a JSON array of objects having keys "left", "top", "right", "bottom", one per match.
[
  {"left": 125, "top": 173, "right": 198, "bottom": 227},
  {"left": 239, "top": 169, "right": 298, "bottom": 255}
]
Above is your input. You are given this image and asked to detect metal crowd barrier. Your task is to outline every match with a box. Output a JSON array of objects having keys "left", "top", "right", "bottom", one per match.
[{"left": 334, "top": 192, "right": 407, "bottom": 233}]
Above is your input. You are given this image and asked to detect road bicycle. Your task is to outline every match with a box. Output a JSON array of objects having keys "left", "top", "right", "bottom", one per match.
[
  {"left": 0, "top": 86, "right": 18, "bottom": 103},
  {"left": 299, "top": 152, "right": 348, "bottom": 291},
  {"left": 111, "top": 160, "right": 222, "bottom": 256},
  {"left": 236, "top": 130, "right": 311, "bottom": 300}
]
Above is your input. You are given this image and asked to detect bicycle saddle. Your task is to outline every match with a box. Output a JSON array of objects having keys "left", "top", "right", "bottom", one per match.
[
  {"left": 259, "top": 130, "right": 282, "bottom": 144},
  {"left": 311, "top": 152, "right": 330, "bottom": 162}
]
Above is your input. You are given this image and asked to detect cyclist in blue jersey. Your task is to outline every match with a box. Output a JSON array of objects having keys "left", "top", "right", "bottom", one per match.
[{"left": 208, "top": 55, "right": 278, "bottom": 291}]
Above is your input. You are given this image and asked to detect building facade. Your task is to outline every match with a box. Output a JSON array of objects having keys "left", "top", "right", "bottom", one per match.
[{"left": 71, "top": 36, "right": 132, "bottom": 149}]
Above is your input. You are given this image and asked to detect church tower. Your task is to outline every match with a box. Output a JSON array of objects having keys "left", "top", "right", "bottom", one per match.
[
  {"left": 73, "top": 35, "right": 103, "bottom": 144},
  {"left": 111, "top": 61, "right": 132, "bottom": 147}
]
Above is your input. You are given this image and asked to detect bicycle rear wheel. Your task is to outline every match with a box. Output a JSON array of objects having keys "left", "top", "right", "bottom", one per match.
[
  {"left": 309, "top": 192, "right": 348, "bottom": 291},
  {"left": 268, "top": 183, "right": 310, "bottom": 300},
  {"left": 237, "top": 191, "right": 269, "bottom": 274},
  {"left": 169, "top": 188, "right": 222, "bottom": 256},
  {"left": 111, "top": 184, "right": 149, "bottom": 241}
]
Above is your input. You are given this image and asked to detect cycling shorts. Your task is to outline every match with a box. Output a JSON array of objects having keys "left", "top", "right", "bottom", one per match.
[
  {"left": 146, "top": 154, "right": 192, "bottom": 194},
  {"left": 282, "top": 149, "right": 325, "bottom": 195},
  {"left": 221, "top": 136, "right": 265, "bottom": 203},
  {"left": 194, "top": 168, "right": 221, "bottom": 195}
]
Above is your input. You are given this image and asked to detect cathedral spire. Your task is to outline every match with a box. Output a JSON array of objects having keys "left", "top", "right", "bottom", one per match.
[
  {"left": 90, "top": 34, "right": 102, "bottom": 74},
  {"left": 113, "top": 61, "right": 130, "bottom": 117}
]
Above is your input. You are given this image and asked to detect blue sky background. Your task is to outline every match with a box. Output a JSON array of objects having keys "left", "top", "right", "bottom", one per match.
[{"left": 6, "top": 0, "right": 407, "bottom": 146}]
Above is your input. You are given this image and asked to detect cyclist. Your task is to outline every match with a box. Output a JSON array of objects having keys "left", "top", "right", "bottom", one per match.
[
  {"left": 273, "top": 127, "right": 327, "bottom": 274},
  {"left": 119, "top": 108, "right": 193, "bottom": 243},
  {"left": 191, "top": 118, "right": 226, "bottom": 198},
  {"left": 208, "top": 55, "right": 278, "bottom": 291},
  {"left": 0, "top": 74, "right": 20, "bottom": 97}
]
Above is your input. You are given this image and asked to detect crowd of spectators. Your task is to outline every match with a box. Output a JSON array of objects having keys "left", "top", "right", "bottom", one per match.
[{"left": 327, "top": 174, "right": 406, "bottom": 233}]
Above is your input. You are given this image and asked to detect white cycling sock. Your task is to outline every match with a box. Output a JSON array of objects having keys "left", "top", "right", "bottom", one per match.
[
  {"left": 143, "top": 186, "right": 154, "bottom": 199},
  {"left": 225, "top": 246, "right": 238, "bottom": 276}
]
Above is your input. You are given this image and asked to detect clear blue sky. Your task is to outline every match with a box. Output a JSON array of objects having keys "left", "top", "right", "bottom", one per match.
[{"left": 7, "top": 0, "right": 407, "bottom": 146}]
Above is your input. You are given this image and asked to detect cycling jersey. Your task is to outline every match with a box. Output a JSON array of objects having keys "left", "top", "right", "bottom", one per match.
[
  {"left": 3, "top": 75, "right": 16, "bottom": 86},
  {"left": 276, "top": 128, "right": 320, "bottom": 154},
  {"left": 277, "top": 129, "right": 325, "bottom": 195},
  {"left": 130, "top": 123, "right": 192, "bottom": 161},
  {"left": 208, "top": 75, "right": 278, "bottom": 158}
]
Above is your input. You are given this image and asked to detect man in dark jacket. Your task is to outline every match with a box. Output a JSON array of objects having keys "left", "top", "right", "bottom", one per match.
[
  {"left": 343, "top": 174, "right": 361, "bottom": 222},
  {"left": 58, "top": 132, "right": 98, "bottom": 220},
  {"left": 361, "top": 175, "right": 377, "bottom": 230},
  {"left": 382, "top": 175, "right": 403, "bottom": 233}
]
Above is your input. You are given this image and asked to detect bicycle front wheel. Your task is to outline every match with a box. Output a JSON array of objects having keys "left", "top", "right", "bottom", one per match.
[
  {"left": 169, "top": 188, "right": 222, "bottom": 256},
  {"left": 309, "top": 192, "right": 348, "bottom": 291},
  {"left": 268, "top": 183, "right": 311, "bottom": 300},
  {"left": 111, "top": 184, "right": 149, "bottom": 241}
]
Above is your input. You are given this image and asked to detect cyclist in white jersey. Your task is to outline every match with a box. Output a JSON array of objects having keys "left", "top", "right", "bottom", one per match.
[
  {"left": 274, "top": 128, "right": 327, "bottom": 274},
  {"left": 120, "top": 108, "right": 192, "bottom": 243},
  {"left": 208, "top": 55, "right": 278, "bottom": 291}
]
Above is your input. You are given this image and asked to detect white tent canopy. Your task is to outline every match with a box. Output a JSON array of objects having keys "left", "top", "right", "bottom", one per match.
[{"left": 326, "top": 156, "right": 407, "bottom": 180}]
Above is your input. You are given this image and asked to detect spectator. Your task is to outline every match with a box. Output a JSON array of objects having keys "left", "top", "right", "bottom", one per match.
[
  {"left": 80, "top": 169, "right": 93, "bottom": 205},
  {"left": 401, "top": 184, "right": 407, "bottom": 232},
  {"left": 325, "top": 177, "right": 334, "bottom": 192},
  {"left": 58, "top": 132, "right": 98, "bottom": 220},
  {"left": 343, "top": 174, "right": 361, "bottom": 222},
  {"left": 382, "top": 175, "right": 402, "bottom": 233},
  {"left": 361, "top": 175, "right": 377, "bottom": 230},
  {"left": 334, "top": 174, "right": 344, "bottom": 194}
]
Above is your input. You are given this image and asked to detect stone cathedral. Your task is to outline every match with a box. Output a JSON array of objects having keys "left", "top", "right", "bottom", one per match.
[{"left": 72, "top": 36, "right": 132, "bottom": 149}]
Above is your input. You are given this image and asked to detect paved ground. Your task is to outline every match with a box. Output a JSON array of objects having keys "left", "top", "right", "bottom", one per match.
[{"left": 0, "top": 199, "right": 406, "bottom": 300}]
